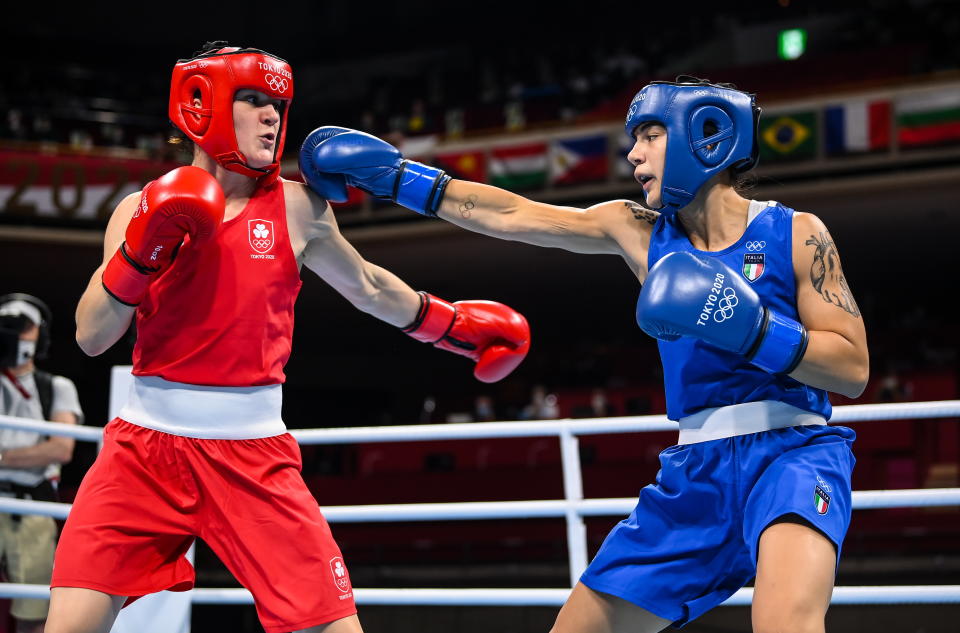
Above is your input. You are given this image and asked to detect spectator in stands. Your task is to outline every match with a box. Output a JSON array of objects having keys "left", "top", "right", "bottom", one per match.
[
  {"left": 589, "top": 388, "right": 616, "bottom": 418},
  {"left": 874, "top": 361, "right": 913, "bottom": 403},
  {"left": 520, "top": 384, "right": 560, "bottom": 420},
  {"left": 472, "top": 395, "right": 497, "bottom": 422},
  {"left": 0, "top": 293, "right": 82, "bottom": 633}
]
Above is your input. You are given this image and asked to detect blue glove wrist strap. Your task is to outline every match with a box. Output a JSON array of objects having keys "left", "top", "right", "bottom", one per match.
[
  {"left": 748, "top": 308, "right": 809, "bottom": 374},
  {"left": 395, "top": 161, "right": 451, "bottom": 216}
]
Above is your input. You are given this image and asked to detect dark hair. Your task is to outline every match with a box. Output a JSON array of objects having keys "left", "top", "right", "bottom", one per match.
[
  {"left": 675, "top": 74, "right": 740, "bottom": 91},
  {"left": 194, "top": 40, "right": 232, "bottom": 57}
]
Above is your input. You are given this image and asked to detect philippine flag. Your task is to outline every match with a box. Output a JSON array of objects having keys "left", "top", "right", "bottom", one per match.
[
  {"left": 824, "top": 99, "right": 891, "bottom": 155},
  {"left": 550, "top": 135, "right": 608, "bottom": 186}
]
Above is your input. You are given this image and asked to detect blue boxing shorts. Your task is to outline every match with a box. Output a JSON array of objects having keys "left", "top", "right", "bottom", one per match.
[{"left": 579, "top": 418, "right": 855, "bottom": 627}]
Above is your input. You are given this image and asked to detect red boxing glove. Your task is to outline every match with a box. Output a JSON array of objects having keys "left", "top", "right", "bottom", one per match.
[
  {"left": 102, "top": 166, "right": 225, "bottom": 306},
  {"left": 403, "top": 292, "right": 531, "bottom": 383}
]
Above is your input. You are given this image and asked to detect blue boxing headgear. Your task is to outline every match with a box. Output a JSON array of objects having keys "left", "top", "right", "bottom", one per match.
[{"left": 624, "top": 76, "right": 760, "bottom": 212}]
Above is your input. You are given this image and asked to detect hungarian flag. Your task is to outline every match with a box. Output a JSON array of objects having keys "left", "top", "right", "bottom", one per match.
[
  {"left": 896, "top": 88, "right": 960, "bottom": 147},
  {"left": 824, "top": 99, "right": 891, "bottom": 154},
  {"left": 434, "top": 150, "right": 486, "bottom": 183},
  {"left": 489, "top": 143, "right": 548, "bottom": 190},
  {"left": 758, "top": 111, "right": 817, "bottom": 162},
  {"left": 550, "top": 135, "right": 608, "bottom": 186}
]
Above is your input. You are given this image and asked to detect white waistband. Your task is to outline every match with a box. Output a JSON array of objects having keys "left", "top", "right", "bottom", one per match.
[
  {"left": 677, "top": 400, "right": 826, "bottom": 444},
  {"left": 118, "top": 376, "right": 286, "bottom": 439}
]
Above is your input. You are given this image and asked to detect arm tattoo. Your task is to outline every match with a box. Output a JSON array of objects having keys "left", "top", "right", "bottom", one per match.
[
  {"left": 458, "top": 194, "right": 478, "bottom": 219},
  {"left": 625, "top": 202, "right": 657, "bottom": 225},
  {"left": 805, "top": 231, "right": 861, "bottom": 317}
]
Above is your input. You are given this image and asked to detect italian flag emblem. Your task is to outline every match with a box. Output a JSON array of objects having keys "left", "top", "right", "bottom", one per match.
[
  {"left": 814, "top": 485, "right": 831, "bottom": 515},
  {"left": 743, "top": 253, "right": 765, "bottom": 282}
]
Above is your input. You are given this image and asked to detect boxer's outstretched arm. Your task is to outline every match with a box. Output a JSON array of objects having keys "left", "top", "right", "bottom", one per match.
[
  {"left": 302, "top": 233, "right": 421, "bottom": 326},
  {"left": 299, "top": 127, "right": 641, "bottom": 259},
  {"left": 295, "top": 190, "right": 420, "bottom": 326},
  {"left": 76, "top": 192, "right": 139, "bottom": 356},
  {"left": 789, "top": 212, "right": 869, "bottom": 397},
  {"left": 435, "top": 180, "right": 630, "bottom": 255}
]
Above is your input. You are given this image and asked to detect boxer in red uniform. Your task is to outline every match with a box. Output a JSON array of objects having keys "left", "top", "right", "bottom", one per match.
[{"left": 48, "top": 42, "right": 530, "bottom": 633}]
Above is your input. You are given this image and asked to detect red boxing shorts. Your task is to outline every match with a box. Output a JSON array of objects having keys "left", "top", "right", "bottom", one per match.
[{"left": 51, "top": 419, "right": 357, "bottom": 633}]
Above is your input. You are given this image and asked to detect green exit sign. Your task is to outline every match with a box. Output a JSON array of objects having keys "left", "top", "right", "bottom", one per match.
[{"left": 779, "top": 29, "right": 807, "bottom": 60}]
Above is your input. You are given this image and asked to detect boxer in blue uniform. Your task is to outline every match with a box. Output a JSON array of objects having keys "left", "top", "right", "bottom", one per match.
[{"left": 300, "top": 77, "right": 869, "bottom": 633}]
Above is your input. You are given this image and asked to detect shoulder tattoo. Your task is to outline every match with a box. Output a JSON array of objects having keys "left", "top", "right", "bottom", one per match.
[
  {"left": 805, "top": 231, "right": 861, "bottom": 318},
  {"left": 624, "top": 201, "right": 658, "bottom": 225}
]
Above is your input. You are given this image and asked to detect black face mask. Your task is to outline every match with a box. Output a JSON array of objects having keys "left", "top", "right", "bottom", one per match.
[{"left": 0, "top": 316, "right": 28, "bottom": 368}]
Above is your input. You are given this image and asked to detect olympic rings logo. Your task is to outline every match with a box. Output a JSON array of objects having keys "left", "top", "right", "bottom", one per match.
[
  {"left": 713, "top": 287, "right": 739, "bottom": 322},
  {"left": 264, "top": 74, "right": 289, "bottom": 93},
  {"left": 745, "top": 240, "right": 766, "bottom": 251}
]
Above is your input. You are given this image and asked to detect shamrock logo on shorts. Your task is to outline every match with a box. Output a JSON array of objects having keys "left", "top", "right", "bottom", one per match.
[{"left": 330, "top": 556, "right": 351, "bottom": 593}]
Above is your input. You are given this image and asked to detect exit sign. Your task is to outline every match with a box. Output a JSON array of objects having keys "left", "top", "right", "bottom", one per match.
[{"left": 779, "top": 29, "right": 807, "bottom": 60}]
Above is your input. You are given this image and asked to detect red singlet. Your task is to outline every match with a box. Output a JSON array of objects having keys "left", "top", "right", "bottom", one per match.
[{"left": 132, "top": 180, "right": 301, "bottom": 386}]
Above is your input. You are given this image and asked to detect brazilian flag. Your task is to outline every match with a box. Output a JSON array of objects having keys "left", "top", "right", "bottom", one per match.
[{"left": 758, "top": 111, "right": 817, "bottom": 162}]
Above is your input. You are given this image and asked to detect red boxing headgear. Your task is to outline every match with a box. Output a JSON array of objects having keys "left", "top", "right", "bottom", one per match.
[{"left": 169, "top": 46, "right": 293, "bottom": 184}]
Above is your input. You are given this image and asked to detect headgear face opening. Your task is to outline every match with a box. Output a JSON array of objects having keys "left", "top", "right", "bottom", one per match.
[
  {"left": 624, "top": 76, "right": 760, "bottom": 212},
  {"left": 0, "top": 293, "right": 52, "bottom": 367},
  {"left": 169, "top": 46, "right": 294, "bottom": 185}
]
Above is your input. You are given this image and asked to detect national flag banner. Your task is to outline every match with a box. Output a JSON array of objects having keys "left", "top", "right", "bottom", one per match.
[
  {"left": 550, "top": 135, "right": 608, "bottom": 186},
  {"left": 814, "top": 485, "right": 831, "bottom": 515},
  {"left": 489, "top": 143, "right": 548, "bottom": 190},
  {"left": 824, "top": 99, "right": 891, "bottom": 155},
  {"left": 616, "top": 133, "right": 635, "bottom": 180},
  {"left": 896, "top": 88, "right": 960, "bottom": 147},
  {"left": 758, "top": 111, "right": 817, "bottom": 162},
  {"left": 434, "top": 150, "right": 487, "bottom": 183}
]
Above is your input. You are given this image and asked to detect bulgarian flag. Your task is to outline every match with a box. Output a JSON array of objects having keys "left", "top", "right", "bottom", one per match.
[
  {"left": 896, "top": 88, "right": 960, "bottom": 147},
  {"left": 489, "top": 142, "right": 548, "bottom": 190},
  {"left": 824, "top": 99, "right": 891, "bottom": 154}
]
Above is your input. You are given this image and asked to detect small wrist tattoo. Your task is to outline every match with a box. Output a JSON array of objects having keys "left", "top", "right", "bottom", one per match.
[{"left": 459, "top": 194, "right": 478, "bottom": 218}]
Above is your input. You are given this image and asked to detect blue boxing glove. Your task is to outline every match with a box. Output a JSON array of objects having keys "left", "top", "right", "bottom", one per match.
[
  {"left": 298, "top": 126, "right": 352, "bottom": 203},
  {"left": 298, "top": 126, "right": 450, "bottom": 216},
  {"left": 637, "top": 252, "right": 809, "bottom": 374}
]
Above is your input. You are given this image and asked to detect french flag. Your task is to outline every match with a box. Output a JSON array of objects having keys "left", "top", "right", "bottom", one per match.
[{"left": 824, "top": 99, "right": 891, "bottom": 155}]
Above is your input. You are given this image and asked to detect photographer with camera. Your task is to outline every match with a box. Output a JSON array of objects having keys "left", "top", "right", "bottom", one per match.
[{"left": 0, "top": 294, "right": 82, "bottom": 633}]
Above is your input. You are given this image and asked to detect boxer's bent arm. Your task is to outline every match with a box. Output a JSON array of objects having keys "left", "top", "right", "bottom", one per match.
[
  {"left": 301, "top": 211, "right": 420, "bottom": 327},
  {"left": 76, "top": 192, "right": 138, "bottom": 356},
  {"left": 436, "top": 180, "right": 631, "bottom": 256},
  {"left": 788, "top": 212, "right": 869, "bottom": 397}
]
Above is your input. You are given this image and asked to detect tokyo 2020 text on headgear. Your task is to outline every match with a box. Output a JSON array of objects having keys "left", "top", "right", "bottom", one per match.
[
  {"left": 169, "top": 44, "right": 294, "bottom": 185},
  {"left": 625, "top": 76, "right": 760, "bottom": 212},
  {"left": 0, "top": 293, "right": 52, "bottom": 360}
]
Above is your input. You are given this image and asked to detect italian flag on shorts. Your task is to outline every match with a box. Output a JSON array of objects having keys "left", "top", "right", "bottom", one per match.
[{"left": 814, "top": 485, "right": 831, "bottom": 514}]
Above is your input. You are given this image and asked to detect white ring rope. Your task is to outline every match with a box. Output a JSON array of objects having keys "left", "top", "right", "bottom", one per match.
[
  {"left": 2, "top": 584, "right": 960, "bottom": 606},
  {"left": 1, "top": 400, "right": 958, "bottom": 605},
  {"left": 2, "top": 399, "right": 959, "bottom": 444},
  {"left": 4, "top": 488, "right": 960, "bottom": 523}
]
